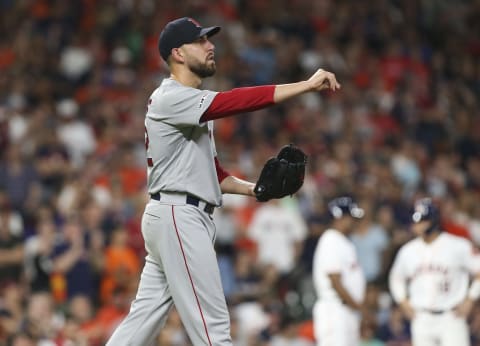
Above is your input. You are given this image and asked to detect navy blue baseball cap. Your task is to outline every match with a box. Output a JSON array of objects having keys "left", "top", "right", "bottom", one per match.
[
  {"left": 412, "top": 198, "right": 440, "bottom": 224},
  {"left": 158, "top": 17, "right": 221, "bottom": 62}
]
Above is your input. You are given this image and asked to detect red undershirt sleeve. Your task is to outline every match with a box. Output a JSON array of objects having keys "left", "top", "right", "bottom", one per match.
[
  {"left": 215, "top": 157, "right": 230, "bottom": 183},
  {"left": 200, "top": 85, "right": 275, "bottom": 122}
]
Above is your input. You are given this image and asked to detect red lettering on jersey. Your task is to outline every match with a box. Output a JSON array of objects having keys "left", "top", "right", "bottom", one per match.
[
  {"left": 412, "top": 264, "right": 449, "bottom": 279},
  {"left": 145, "top": 126, "right": 153, "bottom": 166},
  {"left": 144, "top": 126, "right": 150, "bottom": 150}
]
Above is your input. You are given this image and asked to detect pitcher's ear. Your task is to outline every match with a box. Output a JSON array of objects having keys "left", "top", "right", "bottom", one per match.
[{"left": 171, "top": 47, "right": 185, "bottom": 63}]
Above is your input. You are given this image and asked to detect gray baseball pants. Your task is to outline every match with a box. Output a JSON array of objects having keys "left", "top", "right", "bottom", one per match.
[{"left": 106, "top": 193, "right": 232, "bottom": 346}]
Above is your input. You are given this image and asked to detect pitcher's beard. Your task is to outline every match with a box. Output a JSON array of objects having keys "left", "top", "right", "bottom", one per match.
[{"left": 190, "top": 60, "right": 216, "bottom": 78}]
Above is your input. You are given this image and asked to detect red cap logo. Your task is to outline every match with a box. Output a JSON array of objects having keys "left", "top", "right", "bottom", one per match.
[{"left": 187, "top": 18, "right": 201, "bottom": 27}]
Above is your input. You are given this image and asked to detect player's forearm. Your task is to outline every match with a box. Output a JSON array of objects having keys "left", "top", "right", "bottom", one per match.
[
  {"left": 389, "top": 274, "right": 407, "bottom": 304},
  {"left": 273, "top": 81, "right": 313, "bottom": 103},
  {"left": 329, "top": 274, "right": 362, "bottom": 310},
  {"left": 398, "top": 299, "right": 415, "bottom": 320},
  {"left": 53, "top": 248, "right": 82, "bottom": 273},
  {"left": 274, "top": 69, "right": 340, "bottom": 102},
  {"left": 468, "top": 276, "right": 480, "bottom": 301},
  {"left": 334, "top": 283, "right": 361, "bottom": 310},
  {"left": 220, "top": 176, "right": 255, "bottom": 196}
]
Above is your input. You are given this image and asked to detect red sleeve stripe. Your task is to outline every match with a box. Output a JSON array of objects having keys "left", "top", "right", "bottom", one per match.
[
  {"left": 200, "top": 85, "right": 275, "bottom": 122},
  {"left": 215, "top": 157, "right": 230, "bottom": 183}
]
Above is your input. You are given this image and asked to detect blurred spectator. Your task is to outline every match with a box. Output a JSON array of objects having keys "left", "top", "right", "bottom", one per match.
[
  {"left": 376, "top": 306, "right": 411, "bottom": 345},
  {"left": 61, "top": 294, "right": 94, "bottom": 345},
  {"left": 234, "top": 301, "right": 271, "bottom": 346},
  {"left": 0, "top": 283, "right": 24, "bottom": 341},
  {"left": 470, "top": 302, "right": 480, "bottom": 345},
  {"left": 390, "top": 139, "right": 422, "bottom": 198},
  {"left": 467, "top": 204, "right": 480, "bottom": 246},
  {"left": 351, "top": 204, "right": 390, "bottom": 283},
  {"left": 124, "top": 194, "right": 147, "bottom": 259},
  {"left": 33, "top": 134, "right": 71, "bottom": 202},
  {"left": 299, "top": 196, "right": 328, "bottom": 275},
  {"left": 91, "top": 288, "right": 134, "bottom": 344},
  {"left": 227, "top": 243, "right": 262, "bottom": 304},
  {"left": 100, "top": 227, "right": 140, "bottom": 304},
  {"left": 49, "top": 219, "right": 99, "bottom": 301},
  {"left": 24, "top": 218, "right": 58, "bottom": 293},
  {"left": 0, "top": 146, "right": 39, "bottom": 211},
  {"left": 56, "top": 98, "right": 96, "bottom": 168},
  {"left": 248, "top": 199, "right": 307, "bottom": 275},
  {"left": 441, "top": 196, "right": 472, "bottom": 240},
  {"left": 19, "top": 292, "right": 64, "bottom": 345},
  {"left": 268, "top": 315, "right": 313, "bottom": 346},
  {"left": 10, "top": 333, "right": 36, "bottom": 346},
  {"left": 360, "top": 312, "right": 385, "bottom": 346},
  {"left": 156, "top": 308, "right": 189, "bottom": 346},
  {"left": 0, "top": 194, "right": 24, "bottom": 286}
]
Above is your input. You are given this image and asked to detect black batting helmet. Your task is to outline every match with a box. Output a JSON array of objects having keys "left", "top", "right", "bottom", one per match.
[{"left": 327, "top": 196, "right": 364, "bottom": 220}]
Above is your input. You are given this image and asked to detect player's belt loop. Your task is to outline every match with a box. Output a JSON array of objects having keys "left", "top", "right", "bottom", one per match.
[{"left": 150, "top": 192, "right": 161, "bottom": 201}]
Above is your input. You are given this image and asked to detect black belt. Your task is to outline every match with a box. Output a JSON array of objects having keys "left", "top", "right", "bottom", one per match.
[{"left": 150, "top": 192, "right": 215, "bottom": 215}]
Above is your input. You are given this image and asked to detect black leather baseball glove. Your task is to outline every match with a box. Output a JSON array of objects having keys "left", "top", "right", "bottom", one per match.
[{"left": 254, "top": 144, "right": 307, "bottom": 202}]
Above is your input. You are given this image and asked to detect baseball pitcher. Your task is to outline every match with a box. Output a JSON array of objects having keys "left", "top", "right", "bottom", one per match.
[
  {"left": 106, "top": 17, "right": 340, "bottom": 346},
  {"left": 312, "top": 196, "right": 366, "bottom": 346},
  {"left": 389, "top": 198, "right": 480, "bottom": 346}
]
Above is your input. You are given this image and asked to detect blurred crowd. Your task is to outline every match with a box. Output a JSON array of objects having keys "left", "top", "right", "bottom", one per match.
[{"left": 1, "top": 0, "right": 480, "bottom": 345}]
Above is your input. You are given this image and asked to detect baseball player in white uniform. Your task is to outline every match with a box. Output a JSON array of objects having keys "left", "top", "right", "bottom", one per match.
[
  {"left": 312, "top": 196, "right": 366, "bottom": 346},
  {"left": 106, "top": 17, "right": 341, "bottom": 346},
  {"left": 389, "top": 197, "right": 480, "bottom": 346}
]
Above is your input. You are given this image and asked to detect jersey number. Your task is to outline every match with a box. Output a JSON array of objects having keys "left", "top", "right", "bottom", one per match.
[
  {"left": 145, "top": 127, "right": 153, "bottom": 167},
  {"left": 438, "top": 280, "right": 450, "bottom": 294}
]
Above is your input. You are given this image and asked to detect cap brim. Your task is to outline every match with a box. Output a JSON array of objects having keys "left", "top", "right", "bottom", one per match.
[{"left": 199, "top": 26, "right": 221, "bottom": 38}]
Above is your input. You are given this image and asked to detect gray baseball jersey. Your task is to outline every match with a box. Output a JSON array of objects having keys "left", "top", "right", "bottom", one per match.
[
  {"left": 106, "top": 78, "right": 232, "bottom": 346},
  {"left": 146, "top": 78, "right": 221, "bottom": 205}
]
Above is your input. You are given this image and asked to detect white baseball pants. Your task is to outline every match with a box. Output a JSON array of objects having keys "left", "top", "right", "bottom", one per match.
[
  {"left": 411, "top": 310, "right": 469, "bottom": 346},
  {"left": 313, "top": 300, "right": 361, "bottom": 346}
]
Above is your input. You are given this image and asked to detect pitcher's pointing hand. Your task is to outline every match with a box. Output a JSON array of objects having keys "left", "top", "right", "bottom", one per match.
[{"left": 308, "top": 68, "right": 341, "bottom": 91}]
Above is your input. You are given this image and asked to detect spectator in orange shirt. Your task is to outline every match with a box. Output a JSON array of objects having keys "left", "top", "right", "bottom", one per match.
[{"left": 101, "top": 227, "right": 140, "bottom": 304}]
